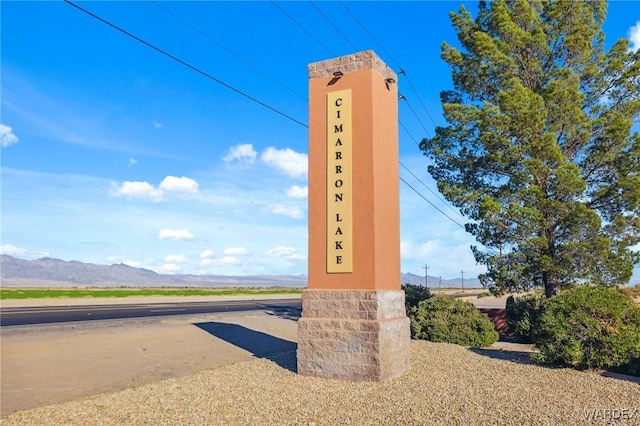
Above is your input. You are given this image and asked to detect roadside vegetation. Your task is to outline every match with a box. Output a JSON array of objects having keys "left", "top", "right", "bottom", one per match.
[
  {"left": 0, "top": 287, "right": 303, "bottom": 300},
  {"left": 414, "top": 0, "right": 640, "bottom": 380},
  {"left": 506, "top": 286, "right": 640, "bottom": 377},
  {"left": 402, "top": 284, "right": 498, "bottom": 348}
]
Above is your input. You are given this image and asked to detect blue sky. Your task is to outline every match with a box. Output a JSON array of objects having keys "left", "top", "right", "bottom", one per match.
[{"left": 1, "top": 1, "right": 639, "bottom": 283}]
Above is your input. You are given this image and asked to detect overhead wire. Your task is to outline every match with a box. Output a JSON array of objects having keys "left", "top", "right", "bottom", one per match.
[
  {"left": 399, "top": 70, "right": 440, "bottom": 129},
  {"left": 399, "top": 176, "right": 466, "bottom": 230},
  {"left": 309, "top": 1, "right": 359, "bottom": 52},
  {"left": 65, "top": 0, "right": 469, "bottom": 233},
  {"left": 338, "top": 1, "right": 401, "bottom": 69},
  {"left": 150, "top": 0, "right": 307, "bottom": 101},
  {"left": 400, "top": 95, "right": 432, "bottom": 139},
  {"left": 270, "top": 1, "right": 336, "bottom": 57},
  {"left": 397, "top": 121, "right": 464, "bottom": 220},
  {"left": 308, "top": 2, "right": 466, "bottom": 228},
  {"left": 64, "top": 0, "right": 308, "bottom": 129},
  {"left": 399, "top": 162, "right": 467, "bottom": 221},
  {"left": 339, "top": 1, "right": 439, "bottom": 131}
]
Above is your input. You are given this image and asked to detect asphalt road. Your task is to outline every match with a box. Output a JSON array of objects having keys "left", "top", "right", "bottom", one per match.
[{"left": 0, "top": 298, "right": 303, "bottom": 327}]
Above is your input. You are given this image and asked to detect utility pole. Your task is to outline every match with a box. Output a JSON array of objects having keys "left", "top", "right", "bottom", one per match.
[
  {"left": 461, "top": 269, "right": 464, "bottom": 289},
  {"left": 422, "top": 264, "right": 429, "bottom": 290}
]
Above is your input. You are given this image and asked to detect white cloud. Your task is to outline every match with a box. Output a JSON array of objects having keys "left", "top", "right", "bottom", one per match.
[
  {"left": 159, "top": 263, "right": 181, "bottom": 273},
  {"left": 0, "top": 244, "right": 29, "bottom": 256},
  {"left": 0, "top": 244, "right": 50, "bottom": 260},
  {"left": 164, "top": 254, "right": 189, "bottom": 263},
  {"left": 286, "top": 185, "right": 308, "bottom": 199},
  {"left": 261, "top": 147, "right": 308, "bottom": 178},
  {"left": 110, "top": 181, "right": 165, "bottom": 202},
  {"left": 200, "top": 249, "right": 215, "bottom": 258},
  {"left": 628, "top": 21, "right": 640, "bottom": 53},
  {"left": 159, "top": 176, "right": 199, "bottom": 193},
  {"left": 264, "top": 246, "right": 306, "bottom": 260},
  {"left": 269, "top": 204, "right": 304, "bottom": 219},
  {"left": 128, "top": 158, "right": 138, "bottom": 166},
  {"left": 157, "top": 228, "right": 195, "bottom": 240},
  {"left": 111, "top": 176, "right": 198, "bottom": 201},
  {"left": 0, "top": 123, "right": 19, "bottom": 147},
  {"left": 223, "top": 143, "right": 257, "bottom": 165},
  {"left": 223, "top": 247, "right": 250, "bottom": 256},
  {"left": 201, "top": 256, "right": 240, "bottom": 266},
  {"left": 153, "top": 120, "right": 163, "bottom": 129}
]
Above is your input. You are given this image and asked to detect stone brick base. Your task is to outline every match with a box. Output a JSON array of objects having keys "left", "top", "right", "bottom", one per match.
[{"left": 297, "top": 289, "right": 410, "bottom": 381}]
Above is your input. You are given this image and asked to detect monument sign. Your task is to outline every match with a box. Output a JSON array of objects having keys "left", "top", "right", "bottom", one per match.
[{"left": 297, "top": 50, "right": 411, "bottom": 381}]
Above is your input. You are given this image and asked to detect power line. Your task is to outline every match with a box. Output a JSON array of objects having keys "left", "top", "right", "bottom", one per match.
[
  {"left": 338, "top": 3, "right": 439, "bottom": 132},
  {"left": 309, "top": 1, "right": 359, "bottom": 52},
  {"left": 273, "top": 2, "right": 467, "bottom": 230},
  {"left": 339, "top": 1, "right": 401, "bottom": 70},
  {"left": 151, "top": 0, "right": 307, "bottom": 101},
  {"left": 398, "top": 69, "right": 440, "bottom": 129},
  {"left": 67, "top": 0, "right": 467, "bottom": 233},
  {"left": 400, "top": 94, "right": 432, "bottom": 139},
  {"left": 399, "top": 176, "right": 466, "bottom": 230},
  {"left": 399, "top": 161, "right": 466, "bottom": 220},
  {"left": 270, "top": 1, "right": 336, "bottom": 57},
  {"left": 64, "top": 0, "right": 308, "bottom": 129}
]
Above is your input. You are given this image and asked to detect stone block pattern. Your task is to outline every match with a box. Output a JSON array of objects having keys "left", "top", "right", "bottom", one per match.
[
  {"left": 297, "top": 289, "right": 411, "bottom": 381},
  {"left": 308, "top": 50, "right": 397, "bottom": 82}
]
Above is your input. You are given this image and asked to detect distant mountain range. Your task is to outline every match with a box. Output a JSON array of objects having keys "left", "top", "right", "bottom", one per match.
[
  {"left": 401, "top": 272, "right": 482, "bottom": 289},
  {"left": 0, "top": 255, "right": 481, "bottom": 288}
]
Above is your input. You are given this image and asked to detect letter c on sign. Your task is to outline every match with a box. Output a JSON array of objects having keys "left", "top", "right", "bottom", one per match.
[{"left": 335, "top": 98, "right": 342, "bottom": 107}]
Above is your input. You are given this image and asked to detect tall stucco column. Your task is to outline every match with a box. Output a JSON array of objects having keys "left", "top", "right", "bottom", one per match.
[{"left": 297, "top": 50, "right": 410, "bottom": 381}]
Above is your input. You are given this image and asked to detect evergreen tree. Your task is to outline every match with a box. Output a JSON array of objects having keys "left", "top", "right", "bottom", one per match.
[{"left": 420, "top": 0, "right": 640, "bottom": 297}]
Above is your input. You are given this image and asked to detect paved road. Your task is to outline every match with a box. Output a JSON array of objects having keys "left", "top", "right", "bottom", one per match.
[{"left": 0, "top": 298, "right": 302, "bottom": 326}]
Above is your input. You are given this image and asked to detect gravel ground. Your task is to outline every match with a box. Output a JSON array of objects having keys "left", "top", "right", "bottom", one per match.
[{"left": 3, "top": 341, "right": 639, "bottom": 425}]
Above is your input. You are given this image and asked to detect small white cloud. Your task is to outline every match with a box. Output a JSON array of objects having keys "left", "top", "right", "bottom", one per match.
[
  {"left": 223, "top": 143, "right": 257, "bottom": 165},
  {"left": 261, "top": 147, "right": 308, "bottom": 178},
  {"left": 164, "top": 254, "right": 189, "bottom": 263},
  {"left": 269, "top": 204, "right": 304, "bottom": 219},
  {"left": 153, "top": 120, "right": 164, "bottom": 129},
  {"left": 286, "top": 185, "right": 308, "bottom": 199},
  {"left": 629, "top": 21, "right": 640, "bottom": 53},
  {"left": 110, "top": 181, "right": 165, "bottom": 202},
  {"left": 159, "top": 263, "right": 181, "bottom": 273},
  {"left": 128, "top": 158, "right": 138, "bottom": 166},
  {"left": 110, "top": 176, "right": 198, "bottom": 201},
  {"left": 0, "top": 244, "right": 29, "bottom": 256},
  {"left": 0, "top": 244, "right": 50, "bottom": 259},
  {"left": 0, "top": 123, "right": 19, "bottom": 148},
  {"left": 264, "top": 246, "right": 306, "bottom": 260},
  {"left": 158, "top": 228, "right": 194, "bottom": 240},
  {"left": 200, "top": 249, "right": 215, "bottom": 259},
  {"left": 201, "top": 256, "right": 240, "bottom": 267},
  {"left": 159, "top": 176, "right": 199, "bottom": 193},
  {"left": 223, "top": 247, "right": 250, "bottom": 256}
]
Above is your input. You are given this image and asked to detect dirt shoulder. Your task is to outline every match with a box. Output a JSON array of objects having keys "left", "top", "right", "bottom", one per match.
[{"left": 1, "top": 307, "right": 299, "bottom": 416}]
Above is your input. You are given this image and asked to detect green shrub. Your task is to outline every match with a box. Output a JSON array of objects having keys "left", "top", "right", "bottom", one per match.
[
  {"left": 532, "top": 286, "right": 640, "bottom": 375},
  {"left": 402, "top": 283, "right": 433, "bottom": 311},
  {"left": 505, "top": 293, "right": 545, "bottom": 343},
  {"left": 409, "top": 296, "right": 499, "bottom": 347}
]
